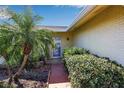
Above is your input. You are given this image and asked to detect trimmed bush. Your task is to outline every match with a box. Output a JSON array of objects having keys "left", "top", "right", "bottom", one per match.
[
  {"left": 63, "top": 47, "right": 89, "bottom": 57},
  {"left": 63, "top": 47, "right": 89, "bottom": 72},
  {"left": 63, "top": 47, "right": 124, "bottom": 88}
]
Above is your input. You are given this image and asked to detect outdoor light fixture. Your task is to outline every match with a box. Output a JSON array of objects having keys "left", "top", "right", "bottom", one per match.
[{"left": 67, "top": 37, "right": 69, "bottom": 41}]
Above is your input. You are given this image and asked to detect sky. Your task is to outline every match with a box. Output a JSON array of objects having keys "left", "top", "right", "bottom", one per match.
[{"left": 0, "top": 5, "right": 83, "bottom": 26}]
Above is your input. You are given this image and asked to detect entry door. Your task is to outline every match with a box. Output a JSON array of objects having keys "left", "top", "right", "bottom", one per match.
[{"left": 52, "top": 37, "right": 61, "bottom": 58}]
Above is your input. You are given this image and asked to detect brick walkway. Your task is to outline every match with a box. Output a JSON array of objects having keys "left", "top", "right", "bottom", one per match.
[{"left": 49, "top": 63, "right": 71, "bottom": 88}]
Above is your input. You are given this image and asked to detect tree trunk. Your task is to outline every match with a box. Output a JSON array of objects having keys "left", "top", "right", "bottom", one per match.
[
  {"left": 8, "top": 43, "right": 31, "bottom": 87},
  {"left": 13, "top": 55, "right": 29, "bottom": 84},
  {"left": 43, "top": 58, "right": 46, "bottom": 65},
  {"left": 40, "top": 56, "right": 47, "bottom": 65},
  {"left": 8, "top": 76, "right": 13, "bottom": 85},
  {"left": 7, "top": 66, "right": 13, "bottom": 85}
]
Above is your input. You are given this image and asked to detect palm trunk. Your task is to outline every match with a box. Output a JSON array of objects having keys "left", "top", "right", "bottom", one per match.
[
  {"left": 13, "top": 54, "right": 28, "bottom": 86},
  {"left": 9, "top": 43, "right": 31, "bottom": 87}
]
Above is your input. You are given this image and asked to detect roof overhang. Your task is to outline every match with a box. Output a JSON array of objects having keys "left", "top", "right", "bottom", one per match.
[
  {"left": 34, "top": 25, "right": 68, "bottom": 32},
  {"left": 66, "top": 5, "right": 109, "bottom": 32},
  {"left": 34, "top": 6, "right": 109, "bottom": 32}
]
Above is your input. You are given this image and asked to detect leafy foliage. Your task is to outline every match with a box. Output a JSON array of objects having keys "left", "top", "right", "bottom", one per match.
[
  {"left": 63, "top": 47, "right": 124, "bottom": 88},
  {"left": 63, "top": 47, "right": 89, "bottom": 57},
  {"left": 0, "top": 7, "right": 54, "bottom": 68},
  {"left": 63, "top": 47, "right": 89, "bottom": 72}
]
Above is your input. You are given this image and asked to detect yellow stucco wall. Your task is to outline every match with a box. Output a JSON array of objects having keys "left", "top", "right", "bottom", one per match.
[
  {"left": 72, "top": 6, "right": 124, "bottom": 65},
  {"left": 53, "top": 32, "right": 73, "bottom": 49}
]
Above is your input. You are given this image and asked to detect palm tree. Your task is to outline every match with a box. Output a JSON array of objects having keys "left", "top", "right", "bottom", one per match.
[{"left": 0, "top": 7, "right": 54, "bottom": 84}]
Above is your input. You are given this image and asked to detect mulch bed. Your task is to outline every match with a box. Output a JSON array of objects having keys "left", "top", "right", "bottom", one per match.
[{"left": 0, "top": 63, "right": 51, "bottom": 88}]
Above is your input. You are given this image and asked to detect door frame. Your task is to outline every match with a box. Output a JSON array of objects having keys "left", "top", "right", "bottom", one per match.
[{"left": 52, "top": 37, "right": 62, "bottom": 58}]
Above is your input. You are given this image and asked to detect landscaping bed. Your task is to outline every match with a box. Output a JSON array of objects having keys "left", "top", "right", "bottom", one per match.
[
  {"left": 63, "top": 47, "right": 124, "bottom": 88},
  {"left": 0, "top": 63, "right": 51, "bottom": 88}
]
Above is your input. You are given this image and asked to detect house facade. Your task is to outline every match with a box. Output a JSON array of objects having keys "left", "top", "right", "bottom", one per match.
[
  {"left": 0, "top": 5, "right": 124, "bottom": 66},
  {"left": 70, "top": 5, "right": 124, "bottom": 66},
  {"left": 46, "top": 5, "right": 124, "bottom": 66}
]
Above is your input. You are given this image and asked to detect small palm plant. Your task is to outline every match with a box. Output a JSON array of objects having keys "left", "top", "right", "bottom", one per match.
[{"left": 0, "top": 7, "right": 54, "bottom": 84}]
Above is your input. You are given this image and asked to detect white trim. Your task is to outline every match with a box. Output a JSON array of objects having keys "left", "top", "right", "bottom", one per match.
[{"left": 66, "top": 5, "right": 96, "bottom": 31}]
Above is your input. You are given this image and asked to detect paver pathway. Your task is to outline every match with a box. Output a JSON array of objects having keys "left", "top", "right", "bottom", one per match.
[{"left": 49, "top": 63, "right": 71, "bottom": 88}]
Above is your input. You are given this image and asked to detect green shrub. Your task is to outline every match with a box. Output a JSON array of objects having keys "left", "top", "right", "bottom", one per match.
[
  {"left": 63, "top": 47, "right": 124, "bottom": 88},
  {"left": 63, "top": 47, "right": 89, "bottom": 57},
  {"left": 63, "top": 47, "right": 89, "bottom": 72},
  {"left": 65, "top": 54, "right": 124, "bottom": 88}
]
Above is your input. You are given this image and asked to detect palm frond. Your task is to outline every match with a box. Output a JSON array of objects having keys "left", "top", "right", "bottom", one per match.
[{"left": 0, "top": 7, "right": 54, "bottom": 68}]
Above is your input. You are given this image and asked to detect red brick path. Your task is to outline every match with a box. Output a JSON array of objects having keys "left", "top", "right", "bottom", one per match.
[{"left": 49, "top": 63, "right": 69, "bottom": 84}]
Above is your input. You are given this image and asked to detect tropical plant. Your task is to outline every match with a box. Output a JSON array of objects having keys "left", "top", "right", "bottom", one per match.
[{"left": 0, "top": 7, "right": 54, "bottom": 84}]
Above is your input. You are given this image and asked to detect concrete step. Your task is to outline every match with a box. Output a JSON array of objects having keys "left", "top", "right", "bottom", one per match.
[{"left": 49, "top": 82, "right": 71, "bottom": 88}]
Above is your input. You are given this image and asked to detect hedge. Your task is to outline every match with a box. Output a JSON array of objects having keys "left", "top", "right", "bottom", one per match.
[
  {"left": 63, "top": 47, "right": 89, "bottom": 72},
  {"left": 63, "top": 47, "right": 89, "bottom": 57},
  {"left": 63, "top": 47, "right": 124, "bottom": 88}
]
